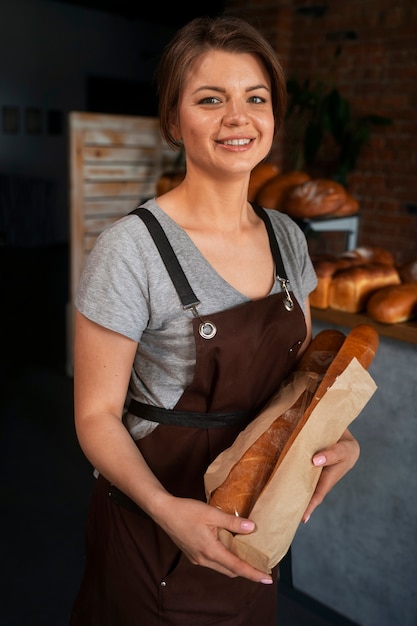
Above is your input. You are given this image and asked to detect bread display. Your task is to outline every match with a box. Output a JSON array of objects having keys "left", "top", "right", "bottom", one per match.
[
  {"left": 328, "top": 263, "right": 401, "bottom": 313},
  {"left": 208, "top": 325, "right": 379, "bottom": 518},
  {"left": 366, "top": 283, "right": 417, "bottom": 324}
]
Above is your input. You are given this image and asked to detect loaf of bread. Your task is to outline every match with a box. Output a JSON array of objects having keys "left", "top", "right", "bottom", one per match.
[
  {"left": 366, "top": 283, "right": 417, "bottom": 324},
  {"left": 341, "top": 246, "right": 396, "bottom": 267},
  {"left": 248, "top": 162, "right": 280, "bottom": 202},
  {"left": 328, "top": 263, "right": 401, "bottom": 313},
  {"left": 310, "top": 256, "right": 360, "bottom": 309},
  {"left": 282, "top": 178, "right": 352, "bottom": 219},
  {"left": 208, "top": 325, "right": 378, "bottom": 518},
  {"left": 255, "top": 171, "right": 311, "bottom": 210},
  {"left": 330, "top": 191, "right": 360, "bottom": 217},
  {"left": 310, "top": 260, "right": 337, "bottom": 309}
]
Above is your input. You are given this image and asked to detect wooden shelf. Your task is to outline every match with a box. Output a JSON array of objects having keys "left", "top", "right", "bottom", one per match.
[{"left": 311, "top": 308, "right": 417, "bottom": 345}]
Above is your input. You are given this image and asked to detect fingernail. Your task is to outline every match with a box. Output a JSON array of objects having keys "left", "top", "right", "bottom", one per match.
[
  {"left": 303, "top": 515, "right": 310, "bottom": 524},
  {"left": 313, "top": 454, "right": 326, "bottom": 466},
  {"left": 260, "top": 578, "right": 273, "bottom": 585},
  {"left": 240, "top": 520, "right": 255, "bottom": 531}
]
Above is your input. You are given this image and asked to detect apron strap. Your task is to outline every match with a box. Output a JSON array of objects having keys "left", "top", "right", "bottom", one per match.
[
  {"left": 129, "top": 398, "right": 252, "bottom": 428},
  {"left": 130, "top": 207, "right": 200, "bottom": 309},
  {"left": 251, "top": 203, "right": 288, "bottom": 280},
  {"left": 130, "top": 203, "right": 289, "bottom": 310}
]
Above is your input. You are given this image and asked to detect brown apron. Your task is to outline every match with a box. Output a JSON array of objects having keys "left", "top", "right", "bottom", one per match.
[{"left": 70, "top": 206, "right": 307, "bottom": 626}]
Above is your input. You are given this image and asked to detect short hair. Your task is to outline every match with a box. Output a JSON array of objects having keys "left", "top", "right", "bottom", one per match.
[{"left": 156, "top": 15, "right": 287, "bottom": 150}]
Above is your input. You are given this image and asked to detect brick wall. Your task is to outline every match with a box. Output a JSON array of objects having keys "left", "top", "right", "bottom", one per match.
[{"left": 225, "top": 0, "right": 417, "bottom": 264}]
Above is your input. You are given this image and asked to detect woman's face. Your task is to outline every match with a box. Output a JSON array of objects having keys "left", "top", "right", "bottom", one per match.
[{"left": 174, "top": 50, "right": 274, "bottom": 179}]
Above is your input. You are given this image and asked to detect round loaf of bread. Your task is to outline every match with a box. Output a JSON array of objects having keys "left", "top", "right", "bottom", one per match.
[
  {"left": 248, "top": 162, "right": 280, "bottom": 201},
  {"left": 255, "top": 171, "right": 310, "bottom": 209},
  {"left": 366, "top": 283, "right": 417, "bottom": 323},
  {"left": 281, "top": 178, "right": 347, "bottom": 219}
]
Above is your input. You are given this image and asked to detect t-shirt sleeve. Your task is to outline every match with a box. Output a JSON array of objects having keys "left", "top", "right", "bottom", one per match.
[{"left": 75, "top": 217, "right": 150, "bottom": 342}]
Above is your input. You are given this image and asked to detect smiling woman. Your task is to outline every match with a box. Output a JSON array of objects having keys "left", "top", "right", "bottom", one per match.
[{"left": 70, "top": 15, "right": 361, "bottom": 626}]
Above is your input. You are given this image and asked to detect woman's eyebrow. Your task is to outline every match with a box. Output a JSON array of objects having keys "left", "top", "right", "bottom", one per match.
[{"left": 193, "top": 83, "right": 270, "bottom": 95}]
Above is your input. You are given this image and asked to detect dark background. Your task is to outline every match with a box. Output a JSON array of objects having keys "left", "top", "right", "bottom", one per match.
[{"left": 51, "top": 0, "right": 226, "bottom": 27}]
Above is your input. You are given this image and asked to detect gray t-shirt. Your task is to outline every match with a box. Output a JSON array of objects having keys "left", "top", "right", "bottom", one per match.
[{"left": 75, "top": 198, "right": 317, "bottom": 434}]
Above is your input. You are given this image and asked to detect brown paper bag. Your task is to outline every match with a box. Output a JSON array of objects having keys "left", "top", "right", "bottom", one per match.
[{"left": 204, "top": 357, "right": 377, "bottom": 573}]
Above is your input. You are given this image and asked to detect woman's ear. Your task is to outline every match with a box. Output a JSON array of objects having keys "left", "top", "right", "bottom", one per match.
[{"left": 169, "top": 112, "right": 182, "bottom": 144}]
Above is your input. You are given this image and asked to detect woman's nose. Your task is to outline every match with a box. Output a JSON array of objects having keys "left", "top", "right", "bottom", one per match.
[{"left": 223, "top": 102, "right": 249, "bottom": 125}]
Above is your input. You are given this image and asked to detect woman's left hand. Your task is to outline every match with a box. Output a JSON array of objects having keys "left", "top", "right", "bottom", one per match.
[{"left": 301, "top": 428, "right": 360, "bottom": 523}]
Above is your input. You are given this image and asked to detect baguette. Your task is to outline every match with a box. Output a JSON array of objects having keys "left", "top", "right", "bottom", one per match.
[
  {"left": 208, "top": 329, "right": 346, "bottom": 517},
  {"left": 208, "top": 324, "right": 378, "bottom": 518}
]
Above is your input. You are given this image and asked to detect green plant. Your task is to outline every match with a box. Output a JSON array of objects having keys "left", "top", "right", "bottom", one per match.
[{"left": 285, "top": 75, "right": 392, "bottom": 186}]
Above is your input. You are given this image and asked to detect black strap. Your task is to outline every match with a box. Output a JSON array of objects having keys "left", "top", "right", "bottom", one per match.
[
  {"left": 129, "top": 398, "right": 252, "bottom": 428},
  {"left": 130, "top": 207, "right": 200, "bottom": 309},
  {"left": 251, "top": 203, "right": 288, "bottom": 280}
]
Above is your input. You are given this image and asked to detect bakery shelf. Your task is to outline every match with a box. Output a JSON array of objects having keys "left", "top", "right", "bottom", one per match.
[
  {"left": 302, "top": 214, "right": 359, "bottom": 251},
  {"left": 311, "top": 307, "right": 417, "bottom": 345}
]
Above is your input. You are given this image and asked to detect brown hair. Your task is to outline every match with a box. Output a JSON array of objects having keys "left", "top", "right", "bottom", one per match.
[{"left": 156, "top": 15, "right": 287, "bottom": 150}]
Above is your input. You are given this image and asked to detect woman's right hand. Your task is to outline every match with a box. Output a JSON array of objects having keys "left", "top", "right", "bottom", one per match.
[{"left": 148, "top": 493, "right": 273, "bottom": 584}]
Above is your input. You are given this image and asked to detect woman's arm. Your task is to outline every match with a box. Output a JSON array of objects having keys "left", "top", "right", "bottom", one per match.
[{"left": 73, "top": 310, "right": 273, "bottom": 583}]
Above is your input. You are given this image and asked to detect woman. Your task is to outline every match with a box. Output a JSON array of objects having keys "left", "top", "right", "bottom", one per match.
[{"left": 70, "top": 15, "right": 360, "bottom": 626}]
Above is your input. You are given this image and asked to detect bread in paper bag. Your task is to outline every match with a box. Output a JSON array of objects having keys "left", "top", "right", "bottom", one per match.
[{"left": 204, "top": 324, "right": 379, "bottom": 572}]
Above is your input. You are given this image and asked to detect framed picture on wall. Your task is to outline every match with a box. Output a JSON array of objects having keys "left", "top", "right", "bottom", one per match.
[
  {"left": 47, "top": 109, "right": 63, "bottom": 135},
  {"left": 2, "top": 106, "right": 20, "bottom": 133},
  {"left": 25, "top": 107, "right": 42, "bottom": 134}
]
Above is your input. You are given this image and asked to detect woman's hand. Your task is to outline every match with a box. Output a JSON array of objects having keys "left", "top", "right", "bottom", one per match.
[
  {"left": 302, "top": 428, "right": 360, "bottom": 523},
  {"left": 150, "top": 494, "right": 273, "bottom": 584}
]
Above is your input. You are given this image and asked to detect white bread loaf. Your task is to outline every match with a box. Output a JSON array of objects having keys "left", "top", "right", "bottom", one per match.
[
  {"left": 328, "top": 263, "right": 401, "bottom": 313},
  {"left": 310, "top": 256, "right": 362, "bottom": 309}
]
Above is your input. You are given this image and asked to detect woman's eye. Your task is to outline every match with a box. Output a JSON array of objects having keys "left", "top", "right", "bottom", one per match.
[
  {"left": 199, "top": 96, "right": 221, "bottom": 105},
  {"left": 248, "top": 95, "right": 267, "bottom": 104}
]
